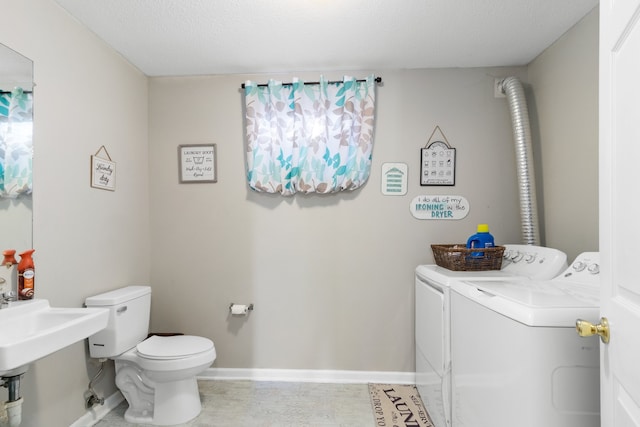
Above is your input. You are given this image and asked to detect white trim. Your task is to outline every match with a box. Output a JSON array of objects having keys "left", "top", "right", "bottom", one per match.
[
  {"left": 69, "top": 391, "right": 124, "bottom": 427},
  {"left": 198, "top": 368, "right": 416, "bottom": 384}
]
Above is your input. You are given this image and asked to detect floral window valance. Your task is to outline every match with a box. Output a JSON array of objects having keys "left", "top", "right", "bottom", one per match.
[
  {"left": 0, "top": 87, "right": 32, "bottom": 198},
  {"left": 243, "top": 75, "right": 378, "bottom": 196}
]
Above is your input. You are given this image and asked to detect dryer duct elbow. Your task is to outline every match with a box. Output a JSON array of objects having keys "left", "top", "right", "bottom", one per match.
[{"left": 500, "top": 76, "right": 540, "bottom": 246}]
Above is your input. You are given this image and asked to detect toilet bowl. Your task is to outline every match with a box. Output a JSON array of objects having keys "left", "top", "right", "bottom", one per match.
[
  {"left": 115, "top": 335, "right": 216, "bottom": 425},
  {"left": 85, "top": 286, "right": 216, "bottom": 426}
]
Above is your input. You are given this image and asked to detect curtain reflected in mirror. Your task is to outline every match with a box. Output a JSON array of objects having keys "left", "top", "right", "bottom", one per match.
[{"left": 0, "top": 43, "right": 33, "bottom": 251}]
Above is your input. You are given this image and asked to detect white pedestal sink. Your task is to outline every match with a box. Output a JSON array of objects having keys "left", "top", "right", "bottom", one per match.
[{"left": 0, "top": 299, "right": 108, "bottom": 376}]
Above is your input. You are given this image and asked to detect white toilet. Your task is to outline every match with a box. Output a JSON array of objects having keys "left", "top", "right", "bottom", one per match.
[{"left": 85, "top": 286, "right": 216, "bottom": 426}]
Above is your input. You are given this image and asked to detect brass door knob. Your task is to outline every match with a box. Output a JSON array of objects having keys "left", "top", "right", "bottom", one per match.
[{"left": 576, "top": 317, "right": 610, "bottom": 343}]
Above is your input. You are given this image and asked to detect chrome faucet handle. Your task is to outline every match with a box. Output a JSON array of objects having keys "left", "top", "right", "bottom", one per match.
[{"left": 0, "top": 291, "right": 16, "bottom": 308}]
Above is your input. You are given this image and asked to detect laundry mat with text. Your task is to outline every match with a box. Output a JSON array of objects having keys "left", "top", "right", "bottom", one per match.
[{"left": 368, "top": 384, "right": 435, "bottom": 427}]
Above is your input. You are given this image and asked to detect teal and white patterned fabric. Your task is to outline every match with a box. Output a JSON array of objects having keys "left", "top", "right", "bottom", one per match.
[
  {"left": 244, "top": 75, "right": 377, "bottom": 195},
  {"left": 0, "top": 87, "right": 33, "bottom": 198}
]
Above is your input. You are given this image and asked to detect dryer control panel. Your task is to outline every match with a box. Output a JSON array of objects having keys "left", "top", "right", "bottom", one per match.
[
  {"left": 557, "top": 252, "right": 600, "bottom": 286},
  {"left": 501, "top": 244, "right": 568, "bottom": 279}
]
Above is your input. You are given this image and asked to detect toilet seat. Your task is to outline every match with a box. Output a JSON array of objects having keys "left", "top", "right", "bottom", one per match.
[
  {"left": 137, "top": 335, "right": 213, "bottom": 360},
  {"left": 117, "top": 336, "right": 216, "bottom": 373}
]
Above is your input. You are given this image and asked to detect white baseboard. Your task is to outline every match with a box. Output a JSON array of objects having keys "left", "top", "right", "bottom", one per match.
[
  {"left": 69, "top": 391, "right": 124, "bottom": 427},
  {"left": 198, "top": 368, "right": 416, "bottom": 384}
]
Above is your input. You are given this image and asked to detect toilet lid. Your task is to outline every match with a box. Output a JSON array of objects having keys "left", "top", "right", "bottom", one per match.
[{"left": 137, "top": 335, "right": 214, "bottom": 359}]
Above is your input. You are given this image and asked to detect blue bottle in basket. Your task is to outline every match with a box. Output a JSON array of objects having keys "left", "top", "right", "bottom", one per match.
[{"left": 466, "top": 224, "right": 494, "bottom": 257}]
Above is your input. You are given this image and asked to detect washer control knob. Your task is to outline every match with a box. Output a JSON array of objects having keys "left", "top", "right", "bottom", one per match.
[
  {"left": 525, "top": 253, "right": 537, "bottom": 263},
  {"left": 512, "top": 252, "right": 524, "bottom": 263},
  {"left": 587, "top": 263, "right": 600, "bottom": 274},
  {"left": 573, "top": 261, "right": 586, "bottom": 272}
]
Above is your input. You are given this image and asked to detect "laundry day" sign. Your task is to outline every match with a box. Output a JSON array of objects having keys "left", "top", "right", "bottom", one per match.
[{"left": 410, "top": 195, "right": 469, "bottom": 220}]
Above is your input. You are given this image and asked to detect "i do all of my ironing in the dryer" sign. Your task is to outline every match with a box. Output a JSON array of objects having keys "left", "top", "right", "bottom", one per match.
[{"left": 410, "top": 195, "right": 469, "bottom": 220}]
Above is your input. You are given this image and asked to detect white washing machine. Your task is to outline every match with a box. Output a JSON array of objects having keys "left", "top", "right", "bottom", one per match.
[
  {"left": 449, "top": 252, "right": 600, "bottom": 427},
  {"left": 415, "top": 245, "right": 567, "bottom": 427}
]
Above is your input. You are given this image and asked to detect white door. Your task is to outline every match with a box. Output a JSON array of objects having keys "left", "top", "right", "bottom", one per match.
[{"left": 599, "top": 1, "right": 640, "bottom": 425}]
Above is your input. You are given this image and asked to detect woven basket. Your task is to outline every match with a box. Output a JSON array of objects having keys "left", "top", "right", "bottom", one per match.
[{"left": 431, "top": 244, "right": 505, "bottom": 271}]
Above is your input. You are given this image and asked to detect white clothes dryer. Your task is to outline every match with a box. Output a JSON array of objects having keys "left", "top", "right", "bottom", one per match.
[
  {"left": 415, "top": 245, "right": 567, "bottom": 427},
  {"left": 449, "top": 252, "right": 600, "bottom": 427}
]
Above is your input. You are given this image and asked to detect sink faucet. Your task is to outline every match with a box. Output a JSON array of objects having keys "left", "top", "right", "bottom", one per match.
[
  {"left": 0, "top": 277, "right": 18, "bottom": 309},
  {"left": 0, "top": 280, "right": 16, "bottom": 308}
]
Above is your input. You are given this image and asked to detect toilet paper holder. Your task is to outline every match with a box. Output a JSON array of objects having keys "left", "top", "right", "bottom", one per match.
[{"left": 229, "top": 303, "right": 254, "bottom": 314}]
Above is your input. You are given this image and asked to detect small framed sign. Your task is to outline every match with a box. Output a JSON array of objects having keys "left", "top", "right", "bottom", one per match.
[
  {"left": 90, "top": 145, "right": 116, "bottom": 191},
  {"left": 420, "top": 126, "right": 456, "bottom": 186},
  {"left": 420, "top": 143, "right": 456, "bottom": 186},
  {"left": 178, "top": 144, "right": 217, "bottom": 183},
  {"left": 381, "top": 162, "right": 408, "bottom": 195}
]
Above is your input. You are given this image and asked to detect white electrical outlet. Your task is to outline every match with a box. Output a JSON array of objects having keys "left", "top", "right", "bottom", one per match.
[{"left": 494, "top": 78, "right": 506, "bottom": 98}]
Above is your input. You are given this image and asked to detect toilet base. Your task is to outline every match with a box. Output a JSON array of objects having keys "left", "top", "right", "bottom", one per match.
[
  {"left": 116, "top": 362, "right": 203, "bottom": 426},
  {"left": 152, "top": 377, "right": 201, "bottom": 426}
]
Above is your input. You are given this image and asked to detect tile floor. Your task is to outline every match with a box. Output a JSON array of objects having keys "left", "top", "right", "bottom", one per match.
[{"left": 94, "top": 380, "right": 376, "bottom": 427}]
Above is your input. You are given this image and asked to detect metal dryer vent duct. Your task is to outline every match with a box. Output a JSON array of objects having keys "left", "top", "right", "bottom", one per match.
[{"left": 500, "top": 77, "right": 540, "bottom": 245}]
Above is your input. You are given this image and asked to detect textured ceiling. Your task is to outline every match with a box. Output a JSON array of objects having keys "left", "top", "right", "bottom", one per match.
[{"left": 53, "top": 0, "right": 599, "bottom": 77}]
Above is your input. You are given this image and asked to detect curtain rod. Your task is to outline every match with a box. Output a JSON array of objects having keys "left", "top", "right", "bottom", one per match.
[
  {"left": 241, "top": 76, "right": 381, "bottom": 89},
  {"left": 0, "top": 90, "right": 33, "bottom": 95}
]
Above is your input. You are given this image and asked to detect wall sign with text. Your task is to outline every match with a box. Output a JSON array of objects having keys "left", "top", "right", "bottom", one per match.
[
  {"left": 420, "top": 125, "right": 456, "bottom": 186},
  {"left": 410, "top": 195, "right": 469, "bottom": 220},
  {"left": 90, "top": 145, "right": 116, "bottom": 191},
  {"left": 420, "top": 142, "right": 456, "bottom": 186},
  {"left": 178, "top": 144, "right": 217, "bottom": 183}
]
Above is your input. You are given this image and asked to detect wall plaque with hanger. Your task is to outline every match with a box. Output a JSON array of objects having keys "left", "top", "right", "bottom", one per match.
[
  {"left": 420, "top": 126, "right": 456, "bottom": 186},
  {"left": 90, "top": 145, "right": 116, "bottom": 191}
]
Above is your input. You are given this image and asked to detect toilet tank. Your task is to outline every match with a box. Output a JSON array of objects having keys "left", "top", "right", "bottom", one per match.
[{"left": 85, "top": 285, "right": 151, "bottom": 358}]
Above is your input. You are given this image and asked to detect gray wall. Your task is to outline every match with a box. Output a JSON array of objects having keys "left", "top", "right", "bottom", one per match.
[
  {"left": 148, "top": 68, "right": 526, "bottom": 371},
  {"left": 528, "top": 7, "right": 599, "bottom": 261}
]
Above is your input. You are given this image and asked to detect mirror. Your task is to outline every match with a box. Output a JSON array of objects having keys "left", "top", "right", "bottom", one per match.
[{"left": 0, "top": 43, "right": 33, "bottom": 252}]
